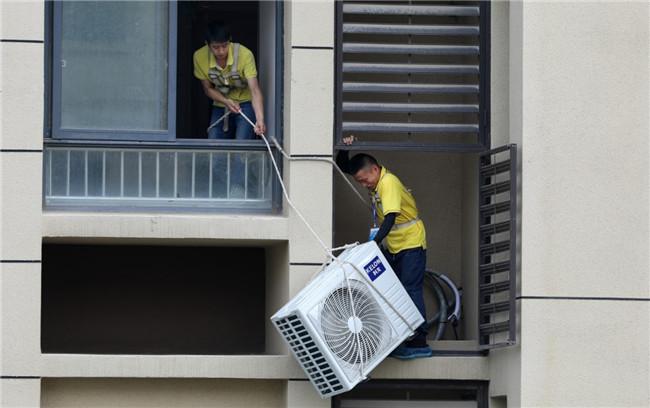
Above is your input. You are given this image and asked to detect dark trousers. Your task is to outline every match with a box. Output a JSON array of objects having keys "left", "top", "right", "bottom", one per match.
[
  {"left": 208, "top": 102, "right": 256, "bottom": 197},
  {"left": 383, "top": 246, "right": 428, "bottom": 347}
]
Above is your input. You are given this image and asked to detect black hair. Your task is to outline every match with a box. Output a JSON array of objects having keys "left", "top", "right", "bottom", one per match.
[
  {"left": 205, "top": 21, "right": 231, "bottom": 44},
  {"left": 349, "top": 153, "right": 379, "bottom": 175}
]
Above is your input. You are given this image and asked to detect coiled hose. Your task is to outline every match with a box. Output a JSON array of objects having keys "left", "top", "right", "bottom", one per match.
[{"left": 423, "top": 269, "right": 463, "bottom": 341}]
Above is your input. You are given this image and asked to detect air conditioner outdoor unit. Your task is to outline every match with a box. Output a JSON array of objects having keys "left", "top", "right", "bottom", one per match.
[{"left": 271, "top": 241, "right": 424, "bottom": 398}]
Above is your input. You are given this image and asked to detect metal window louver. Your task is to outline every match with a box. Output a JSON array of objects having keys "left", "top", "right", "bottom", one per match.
[
  {"left": 335, "top": 1, "right": 490, "bottom": 151},
  {"left": 477, "top": 144, "right": 517, "bottom": 349}
]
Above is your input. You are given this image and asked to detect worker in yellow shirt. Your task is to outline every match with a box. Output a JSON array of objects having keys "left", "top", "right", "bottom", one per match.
[
  {"left": 193, "top": 22, "right": 265, "bottom": 139},
  {"left": 336, "top": 135, "right": 432, "bottom": 360}
]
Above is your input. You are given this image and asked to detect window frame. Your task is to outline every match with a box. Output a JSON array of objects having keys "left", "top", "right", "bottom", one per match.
[
  {"left": 51, "top": 1, "right": 178, "bottom": 141},
  {"left": 44, "top": 1, "right": 285, "bottom": 213}
]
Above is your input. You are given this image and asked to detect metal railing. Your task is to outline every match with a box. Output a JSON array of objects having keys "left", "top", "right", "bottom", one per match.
[{"left": 44, "top": 145, "right": 273, "bottom": 210}]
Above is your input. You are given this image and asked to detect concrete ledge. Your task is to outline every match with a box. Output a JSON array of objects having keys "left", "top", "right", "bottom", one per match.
[
  {"left": 41, "top": 354, "right": 304, "bottom": 379},
  {"left": 42, "top": 212, "right": 289, "bottom": 244},
  {"left": 371, "top": 355, "right": 489, "bottom": 380},
  {"left": 41, "top": 353, "right": 488, "bottom": 381}
]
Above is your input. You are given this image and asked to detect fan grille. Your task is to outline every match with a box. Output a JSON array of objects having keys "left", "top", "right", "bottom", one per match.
[{"left": 320, "top": 280, "right": 390, "bottom": 366}]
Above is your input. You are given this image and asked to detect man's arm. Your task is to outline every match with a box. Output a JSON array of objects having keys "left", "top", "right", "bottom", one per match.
[
  {"left": 373, "top": 212, "right": 396, "bottom": 244},
  {"left": 247, "top": 77, "right": 266, "bottom": 135},
  {"left": 335, "top": 135, "right": 356, "bottom": 174},
  {"left": 336, "top": 150, "right": 351, "bottom": 175},
  {"left": 200, "top": 79, "right": 241, "bottom": 113}
]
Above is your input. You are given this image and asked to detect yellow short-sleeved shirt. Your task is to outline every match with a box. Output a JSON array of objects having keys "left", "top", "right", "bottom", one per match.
[
  {"left": 373, "top": 167, "right": 427, "bottom": 254},
  {"left": 193, "top": 43, "right": 257, "bottom": 107}
]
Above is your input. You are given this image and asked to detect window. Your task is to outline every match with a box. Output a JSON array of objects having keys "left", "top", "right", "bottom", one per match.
[
  {"left": 52, "top": 1, "right": 175, "bottom": 140},
  {"left": 335, "top": 1, "right": 490, "bottom": 151},
  {"left": 45, "top": 1, "right": 283, "bottom": 210}
]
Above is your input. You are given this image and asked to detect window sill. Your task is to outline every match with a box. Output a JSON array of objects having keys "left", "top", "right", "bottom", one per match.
[
  {"left": 38, "top": 352, "right": 489, "bottom": 380},
  {"left": 40, "top": 354, "right": 302, "bottom": 379},
  {"left": 42, "top": 211, "right": 289, "bottom": 244},
  {"left": 44, "top": 137, "right": 274, "bottom": 151}
]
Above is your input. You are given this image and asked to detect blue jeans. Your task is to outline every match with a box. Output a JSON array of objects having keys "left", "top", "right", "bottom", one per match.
[
  {"left": 383, "top": 246, "right": 428, "bottom": 346},
  {"left": 208, "top": 102, "right": 256, "bottom": 140},
  {"left": 208, "top": 102, "right": 256, "bottom": 197}
]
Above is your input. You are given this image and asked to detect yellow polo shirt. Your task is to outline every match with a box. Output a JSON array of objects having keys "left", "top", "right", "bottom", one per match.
[
  {"left": 373, "top": 167, "right": 427, "bottom": 254},
  {"left": 193, "top": 43, "right": 257, "bottom": 107}
]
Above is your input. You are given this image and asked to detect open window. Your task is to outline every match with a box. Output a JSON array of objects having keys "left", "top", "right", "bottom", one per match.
[{"left": 44, "top": 1, "right": 282, "bottom": 210}]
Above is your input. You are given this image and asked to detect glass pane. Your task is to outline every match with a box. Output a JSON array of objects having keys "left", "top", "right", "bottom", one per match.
[
  {"left": 141, "top": 152, "right": 157, "bottom": 198},
  {"left": 211, "top": 152, "right": 228, "bottom": 199},
  {"left": 69, "top": 150, "right": 86, "bottom": 196},
  {"left": 194, "top": 153, "right": 210, "bottom": 199},
  {"left": 123, "top": 152, "right": 140, "bottom": 197},
  {"left": 50, "top": 150, "right": 68, "bottom": 196},
  {"left": 177, "top": 152, "right": 193, "bottom": 198},
  {"left": 246, "top": 153, "right": 263, "bottom": 200},
  {"left": 59, "top": 1, "right": 168, "bottom": 132},
  {"left": 87, "top": 150, "right": 103, "bottom": 197},
  {"left": 158, "top": 152, "right": 175, "bottom": 198},
  {"left": 229, "top": 152, "right": 246, "bottom": 199},
  {"left": 105, "top": 151, "right": 122, "bottom": 197},
  {"left": 263, "top": 155, "right": 272, "bottom": 200}
]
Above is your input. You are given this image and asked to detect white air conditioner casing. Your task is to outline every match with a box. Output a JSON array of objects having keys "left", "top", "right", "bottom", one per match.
[{"left": 271, "top": 241, "right": 424, "bottom": 398}]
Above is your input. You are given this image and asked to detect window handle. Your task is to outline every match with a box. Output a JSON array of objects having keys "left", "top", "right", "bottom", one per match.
[{"left": 61, "top": 59, "right": 67, "bottom": 68}]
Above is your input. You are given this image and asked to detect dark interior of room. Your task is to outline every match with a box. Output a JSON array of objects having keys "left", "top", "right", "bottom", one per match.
[
  {"left": 42, "top": 244, "right": 266, "bottom": 355},
  {"left": 176, "top": 1, "right": 259, "bottom": 139}
]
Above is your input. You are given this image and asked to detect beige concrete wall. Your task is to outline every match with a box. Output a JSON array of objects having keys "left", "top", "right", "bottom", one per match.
[
  {"left": 0, "top": 378, "right": 41, "bottom": 408},
  {"left": 1, "top": 2, "right": 45, "bottom": 407},
  {"left": 519, "top": 1, "right": 649, "bottom": 301},
  {"left": 41, "top": 379, "right": 286, "bottom": 408},
  {"left": 514, "top": 2, "right": 650, "bottom": 406},
  {"left": 284, "top": 1, "right": 335, "bottom": 266},
  {"left": 287, "top": 381, "right": 330, "bottom": 408},
  {"left": 487, "top": 3, "right": 523, "bottom": 407},
  {"left": 520, "top": 300, "right": 649, "bottom": 407}
]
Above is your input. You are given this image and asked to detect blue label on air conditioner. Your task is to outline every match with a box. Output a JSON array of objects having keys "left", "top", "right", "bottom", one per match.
[{"left": 364, "top": 256, "right": 386, "bottom": 282}]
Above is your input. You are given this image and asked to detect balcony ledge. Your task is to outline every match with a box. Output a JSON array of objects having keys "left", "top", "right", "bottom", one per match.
[
  {"left": 39, "top": 353, "right": 488, "bottom": 380},
  {"left": 42, "top": 211, "right": 289, "bottom": 245}
]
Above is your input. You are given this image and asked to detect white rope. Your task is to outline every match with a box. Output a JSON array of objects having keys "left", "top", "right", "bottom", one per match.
[
  {"left": 236, "top": 110, "right": 416, "bottom": 375},
  {"left": 238, "top": 111, "right": 335, "bottom": 260},
  {"left": 267, "top": 135, "right": 370, "bottom": 209},
  {"left": 208, "top": 110, "right": 368, "bottom": 209},
  {"left": 206, "top": 111, "right": 230, "bottom": 134}
]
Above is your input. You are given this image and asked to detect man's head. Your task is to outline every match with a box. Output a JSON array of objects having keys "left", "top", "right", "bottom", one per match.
[
  {"left": 349, "top": 154, "right": 381, "bottom": 189},
  {"left": 205, "top": 22, "right": 231, "bottom": 60}
]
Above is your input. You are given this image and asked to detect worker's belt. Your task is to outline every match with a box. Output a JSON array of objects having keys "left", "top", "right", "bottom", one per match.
[{"left": 391, "top": 217, "right": 420, "bottom": 231}]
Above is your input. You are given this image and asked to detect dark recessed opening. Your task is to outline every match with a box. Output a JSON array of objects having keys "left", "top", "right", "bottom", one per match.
[
  {"left": 176, "top": 1, "right": 260, "bottom": 139},
  {"left": 42, "top": 244, "right": 266, "bottom": 355}
]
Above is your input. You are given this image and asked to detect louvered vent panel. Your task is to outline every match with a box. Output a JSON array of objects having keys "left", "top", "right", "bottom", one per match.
[{"left": 336, "top": 1, "right": 489, "bottom": 151}]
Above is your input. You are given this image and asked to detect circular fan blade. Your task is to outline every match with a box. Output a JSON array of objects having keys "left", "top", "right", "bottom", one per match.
[{"left": 320, "top": 280, "right": 390, "bottom": 366}]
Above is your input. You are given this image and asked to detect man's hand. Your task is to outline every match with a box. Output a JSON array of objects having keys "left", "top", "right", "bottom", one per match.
[
  {"left": 225, "top": 99, "right": 241, "bottom": 114},
  {"left": 254, "top": 120, "right": 266, "bottom": 136},
  {"left": 342, "top": 135, "right": 356, "bottom": 145}
]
